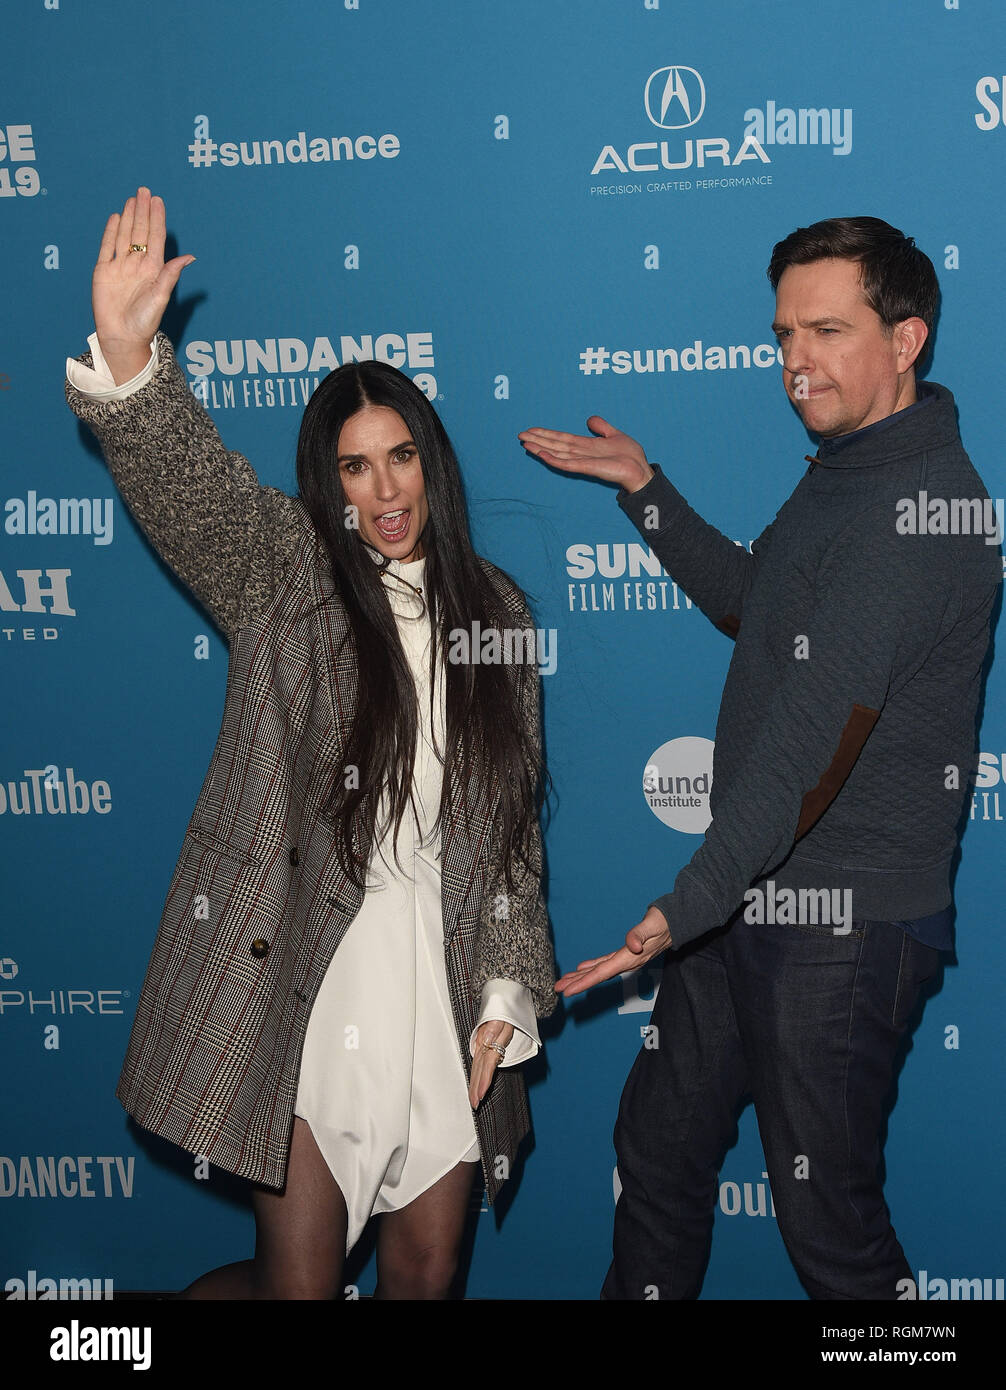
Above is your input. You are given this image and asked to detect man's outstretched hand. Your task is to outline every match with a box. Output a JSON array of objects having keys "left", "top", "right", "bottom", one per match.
[
  {"left": 555, "top": 905, "right": 671, "bottom": 997},
  {"left": 519, "top": 417, "right": 655, "bottom": 494}
]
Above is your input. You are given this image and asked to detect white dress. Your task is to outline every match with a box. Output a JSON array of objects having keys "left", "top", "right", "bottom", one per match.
[{"left": 293, "top": 555, "right": 482, "bottom": 1252}]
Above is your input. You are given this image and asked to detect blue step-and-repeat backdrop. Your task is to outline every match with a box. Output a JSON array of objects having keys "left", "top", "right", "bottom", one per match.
[{"left": 3, "top": 0, "right": 1004, "bottom": 1302}]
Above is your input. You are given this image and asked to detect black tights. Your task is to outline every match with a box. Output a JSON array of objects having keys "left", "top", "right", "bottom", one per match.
[{"left": 176, "top": 1117, "right": 478, "bottom": 1300}]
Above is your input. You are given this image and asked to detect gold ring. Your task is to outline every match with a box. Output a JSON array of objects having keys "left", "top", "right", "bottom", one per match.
[
  {"left": 481, "top": 1040, "right": 506, "bottom": 1060},
  {"left": 128, "top": 243, "right": 148, "bottom": 254}
]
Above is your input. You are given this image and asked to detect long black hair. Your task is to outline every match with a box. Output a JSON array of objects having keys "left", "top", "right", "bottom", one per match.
[{"left": 296, "top": 359, "right": 542, "bottom": 891}]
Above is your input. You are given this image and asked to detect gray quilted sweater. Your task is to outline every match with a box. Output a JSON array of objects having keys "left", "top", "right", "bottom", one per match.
[{"left": 619, "top": 384, "right": 1000, "bottom": 949}]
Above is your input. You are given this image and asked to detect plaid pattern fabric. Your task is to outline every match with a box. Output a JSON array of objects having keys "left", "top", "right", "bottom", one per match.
[{"left": 66, "top": 335, "right": 556, "bottom": 1200}]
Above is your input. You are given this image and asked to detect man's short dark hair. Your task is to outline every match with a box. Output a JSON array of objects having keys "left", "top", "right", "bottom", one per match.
[{"left": 767, "top": 216, "right": 940, "bottom": 339}]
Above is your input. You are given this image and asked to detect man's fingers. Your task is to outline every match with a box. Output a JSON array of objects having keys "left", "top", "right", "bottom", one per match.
[
  {"left": 557, "top": 963, "right": 613, "bottom": 996},
  {"left": 556, "top": 951, "right": 633, "bottom": 996},
  {"left": 518, "top": 427, "right": 584, "bottom": 447},
  {"left": 520, "top": 421, "right": 622, "bottom": 446},
  {"left": 578, "top": 951, "right": 617, "bottom": 970},
  {"left": 520, "top": 430, "right": 606, "bottom": 459},
  {"left": 527, "top": 447, "right": 596, "bottom": 473},
  {"left": 554, "top": 951, "right": 615, "bottom": 983}
]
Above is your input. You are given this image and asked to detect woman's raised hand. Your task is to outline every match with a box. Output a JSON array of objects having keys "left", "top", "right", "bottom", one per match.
[
  {"left": 92, "top": 187, "right": 195, "bottom": 385},
  {"left": 519, "top": 416, "right": 655, "bottom": 494}
]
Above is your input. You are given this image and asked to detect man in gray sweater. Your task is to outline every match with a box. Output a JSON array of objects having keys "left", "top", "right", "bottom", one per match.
[{"left": 520, "top": 218, "right": 1000, "bottom": 1299}]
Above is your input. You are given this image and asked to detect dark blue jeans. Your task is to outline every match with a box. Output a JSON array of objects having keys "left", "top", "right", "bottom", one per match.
[{"left": 600, "top": 915, "right": 941, "bottom": 1300}]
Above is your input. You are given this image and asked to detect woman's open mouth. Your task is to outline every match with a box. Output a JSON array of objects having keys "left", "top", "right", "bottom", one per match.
[{"left": 374, "top": 508, "right": 410, "bottom": 543}]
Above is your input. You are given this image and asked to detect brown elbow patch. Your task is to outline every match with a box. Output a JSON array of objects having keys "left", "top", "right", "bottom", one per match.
[
  {"left": 718, "top": 613, "right": 741, "bottom": 639},
  {"left": 795, "top": 702, "right": 880, "bottom": 840}
]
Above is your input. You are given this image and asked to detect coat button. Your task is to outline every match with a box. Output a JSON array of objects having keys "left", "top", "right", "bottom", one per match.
[
  {"left": 289, "top": 846, "right": 299, "bottom": 866},
  {"left": 250, "top": 938, "right": 270, "bottom": 958}
]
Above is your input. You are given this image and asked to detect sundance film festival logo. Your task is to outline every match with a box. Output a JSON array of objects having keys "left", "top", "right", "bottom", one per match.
[
  {"left": 185, "top": 331, "right": 437, "bottom": 410},
  {"left": 565, "top": 541, "right": 700, "bottom": 614},
  {"left": 0, "top": 124, "right": 42, "bottom": 198},
  {"left": 969, "top": 751, "right": 1006, "bottom": 824},
  {"left": 643, "top": 737, "right": 713, "bottom": 833},
  {"left": 975, "top": 76, "right": 1006, "bottom": 130},
  {"left": 644, "top": 67, "right": 705, "bottom": 129}
]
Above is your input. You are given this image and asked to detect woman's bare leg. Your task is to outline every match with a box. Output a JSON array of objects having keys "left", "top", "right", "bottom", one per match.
[
  {"left": 177, "top": 1118, "right": 349, "bottom": 1299},
  {"left": 374, "top": 1159, "right": 478, "bottom": 1300}
]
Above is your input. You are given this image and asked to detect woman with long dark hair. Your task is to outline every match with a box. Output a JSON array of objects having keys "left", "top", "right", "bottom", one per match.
[{"left": 65, "top": 188, "right": 556, "bottom": 1299}]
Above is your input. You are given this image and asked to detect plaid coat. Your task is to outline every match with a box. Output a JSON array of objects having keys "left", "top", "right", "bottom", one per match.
[{"left": 66, "top": 334, "right": 556, "bottom": 1200}]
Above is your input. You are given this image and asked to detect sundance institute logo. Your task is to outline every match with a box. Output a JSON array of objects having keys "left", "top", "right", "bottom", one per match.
[{"left": 642, "top": 736, "right": 713, "bottom": 833}]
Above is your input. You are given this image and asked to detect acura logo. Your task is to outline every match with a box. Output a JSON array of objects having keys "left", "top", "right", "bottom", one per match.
[{"left": 645, "top": 66, "right": 706, "bottom": 130}]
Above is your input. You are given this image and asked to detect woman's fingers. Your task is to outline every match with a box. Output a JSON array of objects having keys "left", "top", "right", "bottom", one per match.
[
  {"left": 147, "top": 193, "right": 168, "bottom": 263},
  {"left": 156, "top": 254, "right": 195, "bottom": 301},
  {"left": 97, "top": 213, "right": 120, "bottom": 265},
  {"left": 468, "top": 1050, "right": 497, "bottom": 1108},
  {"left": 113, "top": 195, "right": 136, "bottom": 261},
  {"left": 105, "top": 189, "right": 162, "bottom": 266},
  {"left": 468, "top": 1021, "right": 514, "bottom": 1107},
  {"left": 131, "top": 186, "right": 151, "bottom": 257}
]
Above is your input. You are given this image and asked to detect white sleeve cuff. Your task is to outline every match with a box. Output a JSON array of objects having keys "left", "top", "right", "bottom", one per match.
[
  {"left": 469, "top": 978, "right": 541, "bottom": 1068},
  {"left": 65, "top": 333, "right": 158, "bottom": 401}
]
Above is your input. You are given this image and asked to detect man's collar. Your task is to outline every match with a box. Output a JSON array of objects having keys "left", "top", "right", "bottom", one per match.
[
  {"left": 820, "top": 382, "right": 937, "bottom": 455},
  {"left": 809, "top": 381, "right": 959, "bottom": 469}
]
